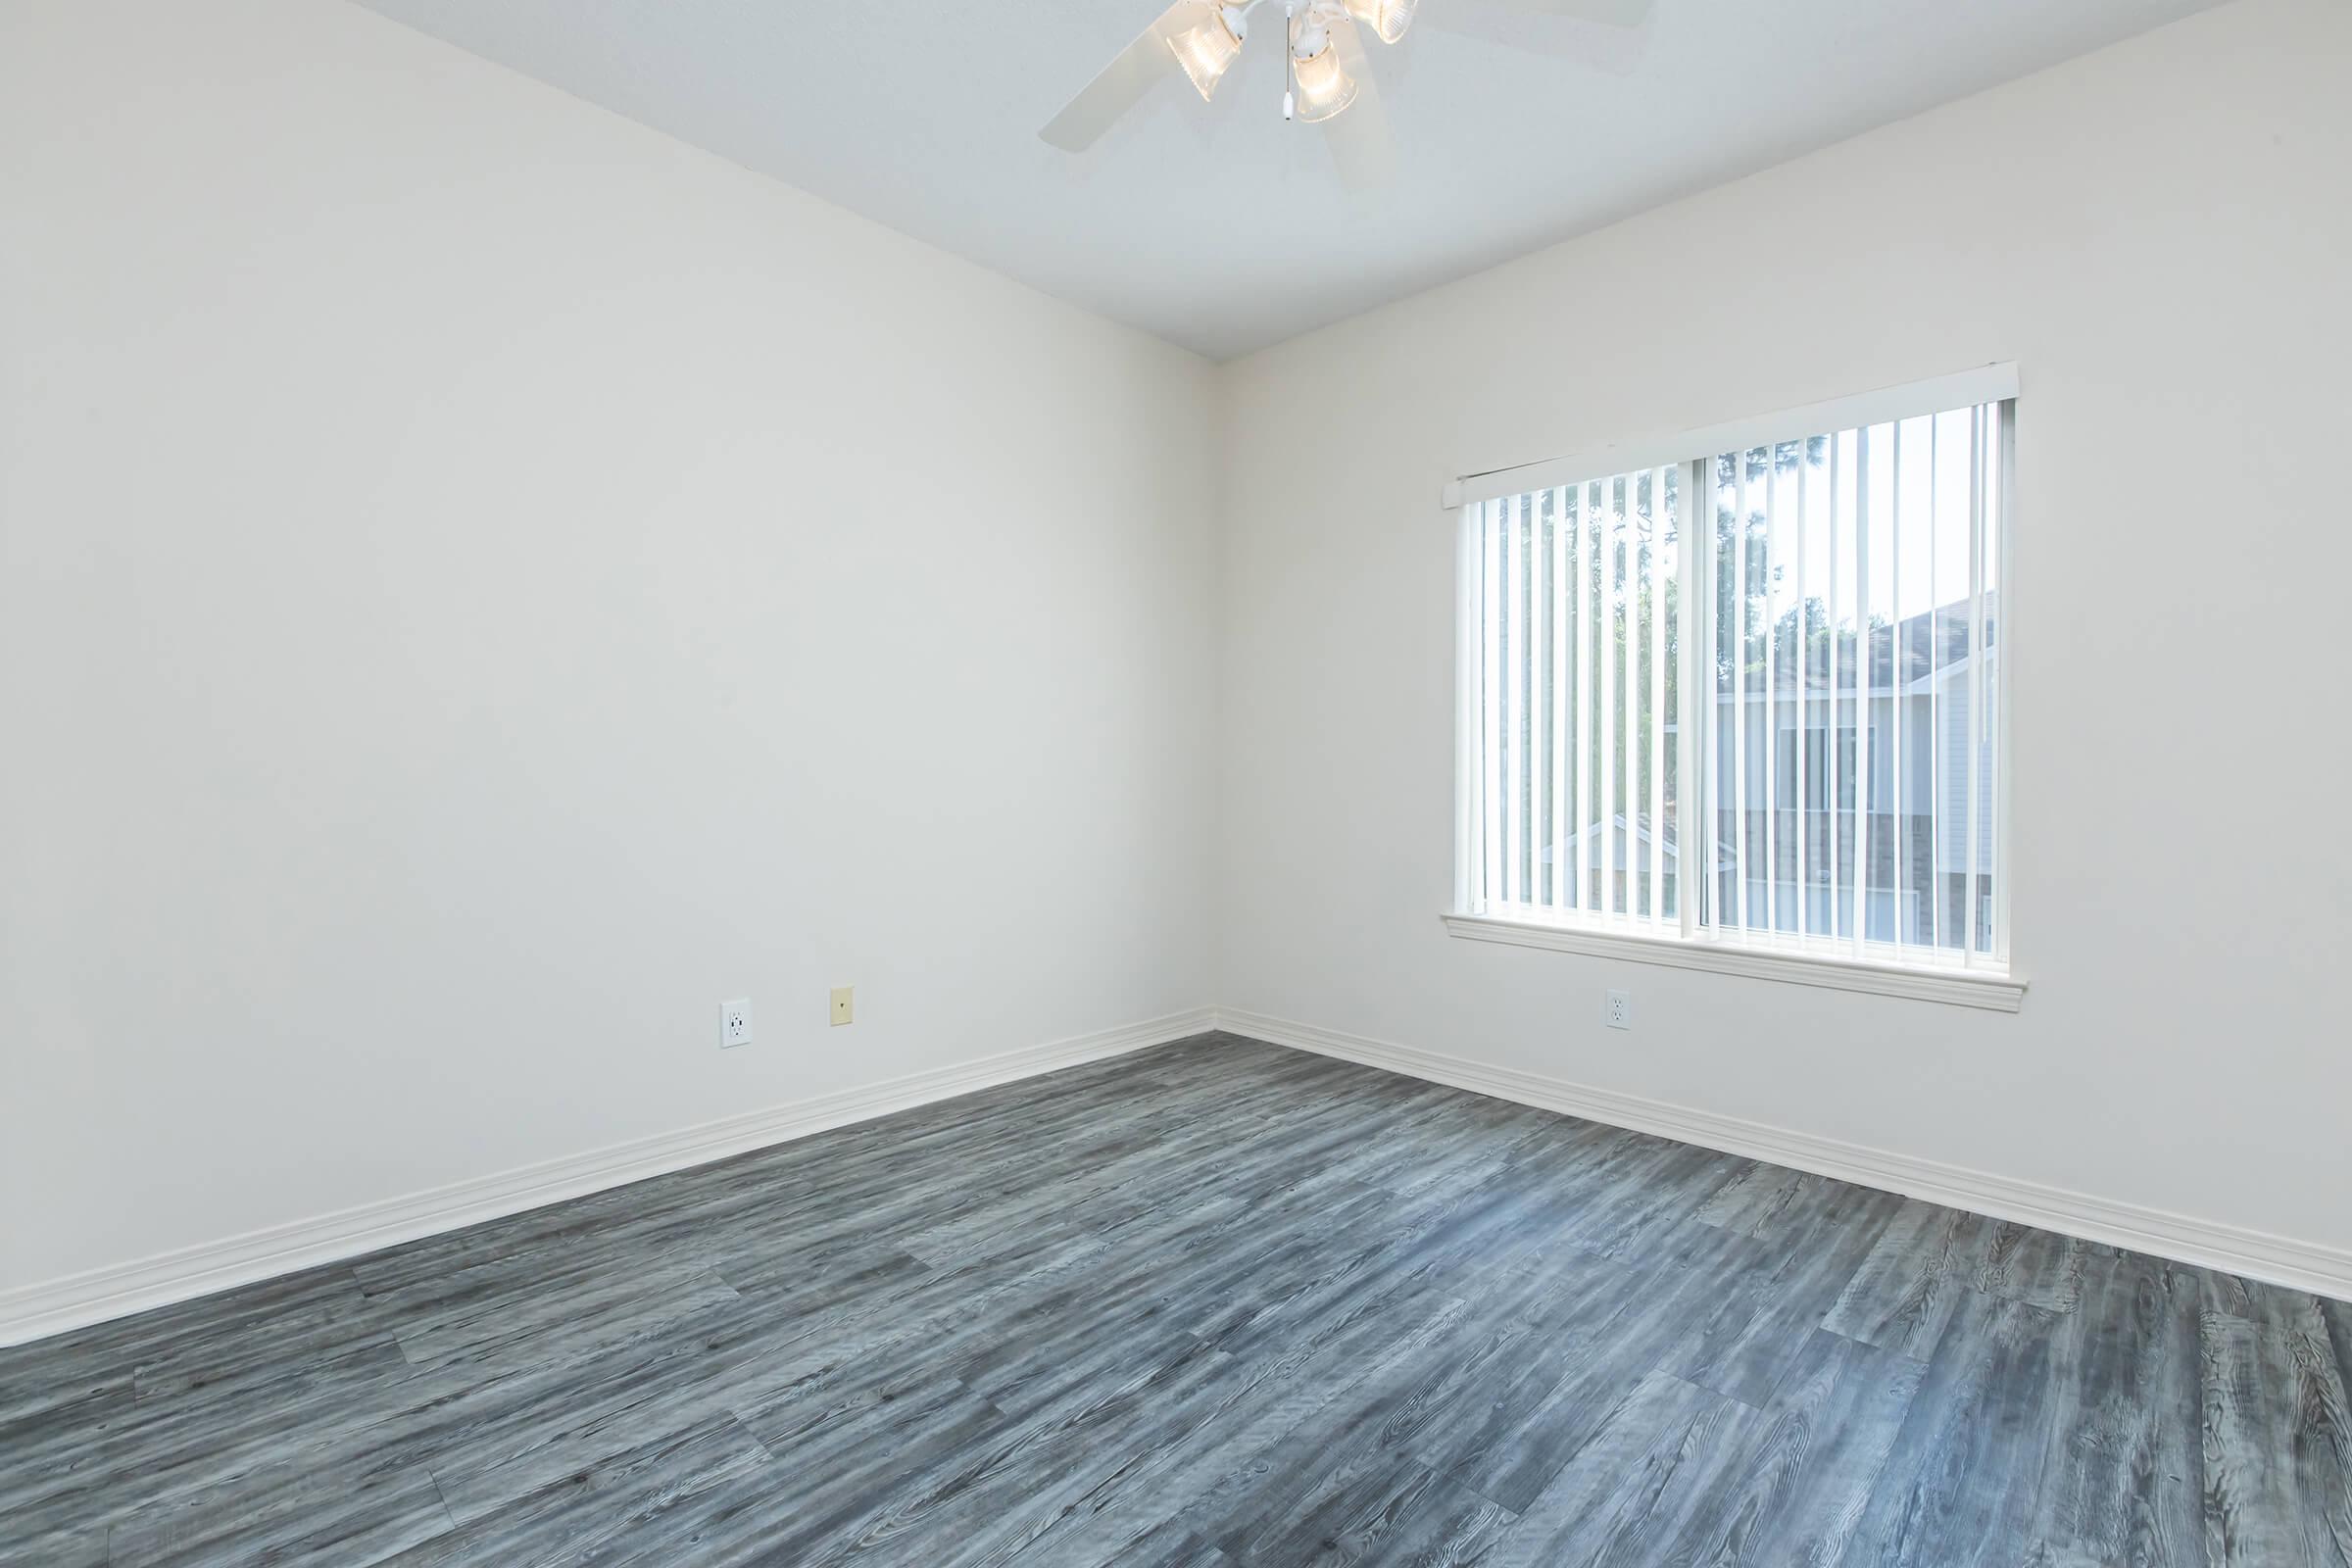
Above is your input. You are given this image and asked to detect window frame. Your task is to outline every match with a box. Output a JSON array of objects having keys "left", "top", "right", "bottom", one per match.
[{"left": 1446, "top": 368, "right": 2025, "bottom": 1011}]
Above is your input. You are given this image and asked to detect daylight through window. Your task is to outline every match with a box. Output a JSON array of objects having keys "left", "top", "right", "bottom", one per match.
[{"left": 1461, "top": 390, "right": 2011, "bottom": 974}]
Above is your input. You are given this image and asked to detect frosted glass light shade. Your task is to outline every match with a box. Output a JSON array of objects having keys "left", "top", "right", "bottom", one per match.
[
  {"left": 1292, "top": 39, "right": 1357, "bottom": 122},
  {"left": 1168, "top": 7, "right": 1245, "bottom": 101},
  {"left": 1345, "top": 0, "right": 1416, "bottom": 44}
]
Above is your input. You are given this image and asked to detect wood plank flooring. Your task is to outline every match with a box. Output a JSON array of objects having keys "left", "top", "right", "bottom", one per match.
[{"left": 4, "top": 1032, "right": 2348, "bottom": 1566}]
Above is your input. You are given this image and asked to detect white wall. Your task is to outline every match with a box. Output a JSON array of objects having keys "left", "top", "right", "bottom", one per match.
[
  {"left": 7, "top": 0, "right": 2346, "bottom": 1313},
  {"left": 0, "top": 0, "right": 1218, "bottom": 1291},
  {"left": 1216, "top": 0, "right": 2352, "bottom": 1252}
]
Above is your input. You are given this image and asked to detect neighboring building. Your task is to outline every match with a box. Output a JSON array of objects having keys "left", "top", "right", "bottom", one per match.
[
  {"left": 1538, "top": 595, "right": 1998, "bottom": 952},
  {"left": 1712, "top": 593, "right": 1999, "bottom": 950}
]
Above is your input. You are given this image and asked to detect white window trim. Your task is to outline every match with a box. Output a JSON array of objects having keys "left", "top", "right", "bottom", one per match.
[
  {"left": 1441, "top": 911, "right": 2026, "bottom": 1011},
  {"left": 1445, "top": 368, "right": 2025, "bottom": 1011},
  {"left": 1440, "top": 364, "right": 2021, "bottom": 513}
]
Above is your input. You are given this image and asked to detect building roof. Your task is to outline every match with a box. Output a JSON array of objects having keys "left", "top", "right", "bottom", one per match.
[{"left": 1720, "top": 591, "right": 1999, "bottom": 702}]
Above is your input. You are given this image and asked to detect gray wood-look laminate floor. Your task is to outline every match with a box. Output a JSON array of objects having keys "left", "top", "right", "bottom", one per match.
[{"left": 6, "top": 1032, "right": 2349, "bottom": 1567}]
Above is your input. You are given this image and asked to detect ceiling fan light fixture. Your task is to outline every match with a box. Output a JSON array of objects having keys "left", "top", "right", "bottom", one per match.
[
  {"left": 1168, "top": 5, "right": 1247, "bottom": 102},
  {"left": 1291, "top": 35, "right": 1358, "bottom": 122},
  {"left": 1344, "top": 0, "right": 1416, "bottom": 45}
]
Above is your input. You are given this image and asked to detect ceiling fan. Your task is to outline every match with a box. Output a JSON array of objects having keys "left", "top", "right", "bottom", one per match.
[{"left": 1040, "top": 0, "right": 1657, "bottom": 172}]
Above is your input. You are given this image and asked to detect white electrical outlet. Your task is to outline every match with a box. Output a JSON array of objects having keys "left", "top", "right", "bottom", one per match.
[
  {"left": 1605, "top": 989, "right": 1632, "bottom": 1031},
  {"left": 720, "top": 999, "right": 753, "bottom": 1049}
]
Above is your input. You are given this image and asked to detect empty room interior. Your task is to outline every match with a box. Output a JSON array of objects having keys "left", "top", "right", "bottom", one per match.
[{"left": 5, "top": 0, "right": 2352, "bottom": 1563}]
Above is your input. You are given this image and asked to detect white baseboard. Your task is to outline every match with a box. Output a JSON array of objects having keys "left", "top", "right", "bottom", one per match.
[
  {"left": 14, "top": 1000, "right": 2342, "bottom": 1347},
  {"left": 1215, "top": 1006, "right": 2352, "bottom": 1304},
  {"left": 0, "top": 1007, "right": 1216, "bottom": 1348}
]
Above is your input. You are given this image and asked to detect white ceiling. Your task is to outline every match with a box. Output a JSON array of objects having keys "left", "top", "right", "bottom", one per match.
[{"left": 349, "top": 0, "right": 2225, "bottom": 361}]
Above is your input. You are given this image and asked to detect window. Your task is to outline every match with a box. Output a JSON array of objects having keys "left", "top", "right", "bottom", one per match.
[{"left": 1451, "top": 371, "right": 2016, "bottom": 1004}]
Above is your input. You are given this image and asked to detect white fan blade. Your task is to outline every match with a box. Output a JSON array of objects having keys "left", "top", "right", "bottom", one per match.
[
  {"left": 1472, "top": 0, "right": 1652, "bottom": 23},
  {"left": 1323, "top": 15, "right": 1396, "bottom": 192},
  {"left": 1040, "top": 1, "right": 1199, "bottom": 152}
]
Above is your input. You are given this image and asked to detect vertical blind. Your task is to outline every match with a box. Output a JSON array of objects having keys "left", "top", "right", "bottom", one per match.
[
  {"left": 1465, "top": 397, "right": 2010, "bottom": 971},
  {"left": 1473, "top": 466, "right": 1684, "bottom": 933}
]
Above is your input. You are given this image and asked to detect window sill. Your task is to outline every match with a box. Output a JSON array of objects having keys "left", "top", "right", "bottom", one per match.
[{"left": 1441, "top": 911, "right": 2027, "bottom": 1012}]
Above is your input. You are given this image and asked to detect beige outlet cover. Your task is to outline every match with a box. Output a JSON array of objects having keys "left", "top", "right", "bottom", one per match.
[{"left": 829, "top": 987, "right": 854, "bottom": 1026}]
